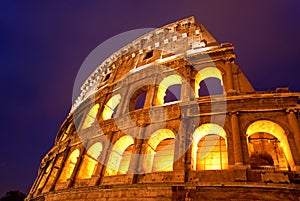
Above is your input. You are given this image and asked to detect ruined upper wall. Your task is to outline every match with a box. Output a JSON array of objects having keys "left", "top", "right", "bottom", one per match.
[{"left": 71, "top": 16, "right": 226, "bottom": 111}]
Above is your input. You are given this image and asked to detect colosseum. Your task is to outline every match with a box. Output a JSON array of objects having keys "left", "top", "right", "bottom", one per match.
[{"left": 27, "top": 16, "right": 300, "bottom": 201}]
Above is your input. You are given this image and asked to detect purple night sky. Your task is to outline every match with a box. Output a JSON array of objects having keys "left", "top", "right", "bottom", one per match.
[{"left": 0, "top": 0, "right": 300, "bottom": 196}]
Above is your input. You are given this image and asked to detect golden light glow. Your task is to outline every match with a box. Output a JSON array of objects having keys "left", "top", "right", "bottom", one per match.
[
  {"left": 82, "top": 104, "right": 100, "bottom": 129},
  {"left": 105, "top": 135, "right": 134, "bottom": 176},
  {"left": 144, "top": 129, "right": 175, "bottom": 172},
  {"left": 37, "top": 163, "right": 53, "bottom": 190},
  {"left": 102, "top": 94, "right": 121, "bottom": 120},
  {"left": 77, "top": 143, "right": 102, "bottom": 179},
  {"left": 156, "top": 75, "right": 182, "bottom": 105},
  {"left": 246, "top": 120, "right": 294, "bottom": 170},
  {"left": 191, "top": 123, "right": 228, "bottom": 170},
  {"left": 58, "top": 149, "right": 80, "bottom": 182},
  {"left": 195, "top": 67, "right": 223, "bottom": 98}
]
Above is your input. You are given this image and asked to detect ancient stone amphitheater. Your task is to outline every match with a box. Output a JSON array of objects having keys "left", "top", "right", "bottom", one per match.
[{"left": 27, "top": 17, "right": 300, "bottom": 201}]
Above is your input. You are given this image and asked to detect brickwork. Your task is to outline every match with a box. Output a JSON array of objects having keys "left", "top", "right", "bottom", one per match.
[{"left": 27, "top": 17, "right": 300, "bottom": 201}]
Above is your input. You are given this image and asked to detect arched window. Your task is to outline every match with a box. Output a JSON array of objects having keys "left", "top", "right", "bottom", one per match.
[
  {"left": 198, "top": 77, "right": 223, "bottom": 97},
  {"left": 134, "top": 91, "right": 147, "bottom": 110},
  {"left": 58, "top": 149, "right": 80, "bottom": 182},
  {"left": 195, "top": 67, "right": 224, "bottom": 98},
  {"left": 156, "top": 75, "right": 182, "bottom": 105},
  {"left": 77, "top": 143, "right": 102, "bottom": 179},
  {"left": 192, "top": 123, "right": 228, "bottom": 170},
  {"left": 246, "top": 120, "right": 292, "bottom": 170},
  {"left": 105, "top": 136, "right": 134, "bottom": 176},
  {"left": 102, "top": 94, "right": 121, "bottom": 120},
  {"left": 144, "top": 129, "right": 175, "bottom": 172},
  {"left": 37, "top": 162, "right": 53, "bottom": 191},
  {"left": 164, "top": 84, "right": 181, "bottom": 103},
  {"left": 82, "top": 104, "right": 100, "bottom": 130},
  {"left": 129, "top": 86, "right": 148, "bottom": 111},
  {"left": 43, "top": 155, "right": 64, "bottom": 192}
]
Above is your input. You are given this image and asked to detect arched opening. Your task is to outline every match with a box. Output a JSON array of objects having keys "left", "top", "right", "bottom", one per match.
[
  {"left": 135, "top": 91, "right": 147, "bottom": 110},
  {"left": 198, "top": 77, "right": 223, "bottom": 97},
  {"left": 192, "top": 123, "right": 228, "bottom": 170},
  {"left": 246, "top": 120, "right": 292, "bottom": 170},
  {"left": 195, "top": 67, "right": 224, "bottom": 98},
  {"left": 129, "top": 86, "right": 148, "bottom": 111},
  {"left": 105, "top": 136, "right": 134, "bottom": 176},
  {"left": 164, "top": 84, "right": 181, "bottom": 103},
  {"left": 58, "top": 149, "right": 80, "bottom": 182},
  {"left": 102, "top": 94, "right": 121, "bottom": 120},
  {"left": 37, "top": 162, "right": 53, "bottom": 191},
  {"left": 144, "top": 129, "right": 175, "bottom": 172},
  {"left": 156, "top": 75, "right": 182, "bottom": 105},
  {"left": 77, "top": 142, "right": 102, "bottom": 179},
  {"left": 43, "top": 155, "right": 64, "bottom": 192},
  {"left": 82, "top": 104, "right": 100, "bottom": 129}
]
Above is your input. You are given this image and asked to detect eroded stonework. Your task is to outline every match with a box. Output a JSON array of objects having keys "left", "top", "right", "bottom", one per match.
[{"left": 27, "top": 17, "right": 300, "bottom": 201}]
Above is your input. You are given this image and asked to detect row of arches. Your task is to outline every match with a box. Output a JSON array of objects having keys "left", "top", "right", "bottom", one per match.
[
  {"left": 79, "top": 67, "right": 224, "bottom": 131},
  {"left": 50, "top": 120, "right": 292, "bottom": 186}
]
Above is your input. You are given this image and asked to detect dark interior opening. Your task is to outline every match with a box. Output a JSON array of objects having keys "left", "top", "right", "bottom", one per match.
[
  {"left": 134, "top": 91, "right": 147, "bottom": 110},
  {"left": 198, "top": 77, "right": 223, "bottom": 97},
  {"left": 164, "top": 84, "right": 181, "bottom": 103},
  {"left": 144, "top": 50, "right": 154, "bottom": 60}
]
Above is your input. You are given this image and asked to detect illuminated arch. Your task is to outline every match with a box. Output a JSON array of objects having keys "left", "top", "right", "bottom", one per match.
[
  {"left": 144, "top": 129, "right": 176, "bottom": 172},
  {"left": 156, "top": 75, "right": 182, "bottom": 105},
  {"left": 191, "top": 123, "right": 228, "bottom": 170},
  {"left": 246, "top": 120, "right": 294, "bottom": 170},
  {"left": 195, "top": 67, "right": 223, "bottom": 98},
  {"left": 105, "top": 135, "right": 134, "bottom": 176},
  {"left": 37, "top": 162, "right": 53, "bottom": 190},
  {"left": 82, "top": 104, "right": 100, "bottom": 129},
  {"left": 102, "top": 94, "right": 121, "bottom": 120},
  {"left": 77, "top": 142, "right": 103, "bottom": 179},
  {"left": 58, "top": 149, "right": 80, "bottom": 182}
]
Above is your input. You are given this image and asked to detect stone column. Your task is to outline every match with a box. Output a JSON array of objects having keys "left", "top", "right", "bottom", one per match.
[
  {"left": 224, "top": 57, "right": 235, "bottom": 93},
  {"left": 287, "top": 109, "right": 300, "bottom": 156},
  {"left": 181, "top": 67, "right": 192, "bottom": 102},
  {"left": 230, "top": 112, "right": 243, "bottom": 165},
  {"left": 130, "top": 138, "right": 144, "bottom": 183},
  {"left": 144, "top": 84, "right": 156, "bottom": 108},
  {"left": 286, "top": 134, "right": 300, "bottom": 171},
  {"left": 128, "top": 126, "right": 144, "bottom": 174}
]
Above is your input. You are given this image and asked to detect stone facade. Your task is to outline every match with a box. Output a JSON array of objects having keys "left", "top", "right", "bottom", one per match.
[{"left": 27, "top": 17, "right": 300, "bottom": 201}]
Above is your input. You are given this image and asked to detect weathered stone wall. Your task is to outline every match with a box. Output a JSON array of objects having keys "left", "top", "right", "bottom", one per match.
[{"left": 26, "top": 17, "right": 300, "bottom": 201}]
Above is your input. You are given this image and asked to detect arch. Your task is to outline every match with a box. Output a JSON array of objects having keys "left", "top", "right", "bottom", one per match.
[
  {"left": 156, "top": 75, "right": 182, "bottom": 105},
  {"left": 77, "top": 142, "right": 103, "bottom": 179},
  {"left": 195, "top": 67, "right": 224, "bottom": 98},
  {"left": 134, "top": 91, "right": 147, "bottom": 110},
  {"left": 191, "top": 123, "right": 228, "bottom": 170},
  {"left": 105, "top": 135, "right": 134, "bottom": 176},
  {"left": 102, "top": 94, "right": 121, "bottom": 120},
  {"left": 37, "top": 162, "right": 53, "bottom": 190},
  {"left": 144, "top": 129, "right": 176, "bottom": 172},
  {"left": 82, "top": 104, "right": 100, "bottom": 129},
  {"left": 58, "top": 149, "right": 80, "bottom": 182},
  {"left": 246, "top": 120, "right": 293, "bottom": 170},
  {"left": 129, "top": 86, "right": 148, "bottom": 111}
]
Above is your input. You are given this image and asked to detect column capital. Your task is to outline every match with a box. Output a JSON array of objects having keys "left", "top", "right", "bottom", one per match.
[
  {"left": 223, "top": 55, "right": 236, "bottom": 63},
  {"left": 286, "top": 107, "right": 298, "bottom": 114},
  {"left": 229, "top": 111, "right": 239, "bottom": 116}
]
